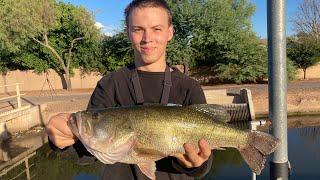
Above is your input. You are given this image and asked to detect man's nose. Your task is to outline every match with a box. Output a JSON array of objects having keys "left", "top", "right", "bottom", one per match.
[{"left": 142, "top": 30, "right": 153, "bottom": 43}]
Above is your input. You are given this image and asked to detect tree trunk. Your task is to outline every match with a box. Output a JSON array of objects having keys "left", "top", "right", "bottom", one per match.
[
  {"left": 303, "top": 69, "right": 307, "bottom": 79},
  {"left": 183, "top": 62, "right": 189, "bottom": 75},
  {"left": 65, "top": 69, "right": 72, "bottom": 91},
  {"left": 57, "top": 73, "right": 67, "bottom": 90},
  {"left": 33, "top": 37, "right": 72, "bottom": 90},
  {"left": 2, "top": 72, "right": 8, "bottom": 93}
]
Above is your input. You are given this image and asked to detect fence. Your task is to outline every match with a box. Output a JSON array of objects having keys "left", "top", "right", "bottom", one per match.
[
  {"left": 0, "top": 69, "right": 102, "bottom": 93},
  {"left": 0, "top": 83, "right": 24, "bottom": 110}
]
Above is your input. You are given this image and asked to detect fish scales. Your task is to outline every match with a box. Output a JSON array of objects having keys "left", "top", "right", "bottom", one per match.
[{"left": 96, "top": 106, "right": 247, "bottom": 154}]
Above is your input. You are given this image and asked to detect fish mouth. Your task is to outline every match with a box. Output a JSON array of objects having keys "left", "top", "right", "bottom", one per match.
[
  {"left": 68, "top": 112, "right": 82, "bottom": 139},
  {"left": 77, "top": 111, "right": 95, "bottom": 139},
  {"left": 68, "top": 111, "right": 96, "bottom": 148}
]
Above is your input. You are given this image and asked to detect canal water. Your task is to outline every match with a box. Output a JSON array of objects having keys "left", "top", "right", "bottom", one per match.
[{"left": 1, "top": 115, "right": 320, "bottom": 180}]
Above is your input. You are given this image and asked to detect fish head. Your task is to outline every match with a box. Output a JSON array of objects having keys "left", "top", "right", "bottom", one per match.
[{"left": 68, "top": 111, "right": 115, "bottom": 150}]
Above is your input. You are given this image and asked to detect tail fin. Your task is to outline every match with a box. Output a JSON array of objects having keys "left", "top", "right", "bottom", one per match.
[{"left": 238, "top": 131, "right": 280, "bottom": 175}]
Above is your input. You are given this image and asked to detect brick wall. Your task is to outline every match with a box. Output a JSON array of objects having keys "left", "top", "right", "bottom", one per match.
[{"left": 0, "top": 69, "right": 102, "bottom": 93}]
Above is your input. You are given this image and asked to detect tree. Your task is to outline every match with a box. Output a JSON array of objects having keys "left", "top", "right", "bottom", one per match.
[
  {"left": 167, "top": 36, "right": 195, "bottom": 73},
  {"left": 0, "top": 0, "right": 101, "bottom": 90},
  {"left": 167, "top": 0, "right": 268, "bottom": 83},
  {"left": 293, "top": 0, "right": 320, "bottom": 39},
  {"left": 100, "top": 31, "right": 133, "bottom": 73},
  {"left": 287, "top": 35, "right": 320, "bottom": 79},
  {"left": 290, "top": 0, "right": 320, "bottom": 79}
]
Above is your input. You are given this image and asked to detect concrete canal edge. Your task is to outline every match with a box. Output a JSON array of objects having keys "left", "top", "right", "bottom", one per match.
[{"left": 256, "top": 111, "right": 320, "bottom": 119}]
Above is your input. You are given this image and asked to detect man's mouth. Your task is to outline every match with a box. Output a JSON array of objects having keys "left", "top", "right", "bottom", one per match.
[{"left": 141, "top": 47, "right": 155, "bottom": 54}]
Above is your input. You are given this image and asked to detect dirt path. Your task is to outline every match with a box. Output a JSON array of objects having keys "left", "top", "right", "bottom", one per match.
[{"left": 202, "top": 79, "right": 320, "bottom": 117}]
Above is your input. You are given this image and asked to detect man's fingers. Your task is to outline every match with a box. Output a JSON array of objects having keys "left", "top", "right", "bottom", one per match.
[
  {"left": 46, "top": 125, "right": 74, "bottom": 139},
  {"left": 51, "top": 136, "right": 76, "bottom": 144},
  {"left": 183, "top": 143, "right": 202, "bottom": 167},
  {"left": 173, "top": 153, "right": 193, "bottom": 168},
  {"left": 173, "top": 140, "right": 212, "bottom": 169},
  {"left": 48, "top": 113, "right": 74, "bottom": 138},
  {"left": 198, "top": 139, "right": 211, "bottom": 159},
  {"left": 46, "top": 128, "right": 74, "bottom": 139},
  {"left": 46, "top": 112, "right": 77, "bottom": 149},
  {"left": 54, "top": 113, "right": 72, "bottom": 122},
  {"left": 54, "top": 139, "right": 76, "bottom": 149},
  {"left": 184, "top": 143, "right": 197, "bottom": 155},
  {"left": 49, "top": 135, "right": 76, "bottom": 149}
]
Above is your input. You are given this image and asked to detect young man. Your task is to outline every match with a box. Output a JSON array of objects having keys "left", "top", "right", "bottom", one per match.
[{"left": 46, "top": 0, "right": 213, "bottom": 179}]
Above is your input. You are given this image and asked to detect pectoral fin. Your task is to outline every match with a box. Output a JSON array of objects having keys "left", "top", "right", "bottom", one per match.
[{"left": 137, "top": 161, "right": 156, "bottom": 180}]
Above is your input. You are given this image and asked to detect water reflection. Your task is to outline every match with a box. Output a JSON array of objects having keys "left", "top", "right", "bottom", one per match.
[
  {"left": 201, "top": 148, "right": 249, "bottom": 180},
  {"left": 1, "top": 144, "right": 104, "bottom": 180},
  {"left": 296, "top": 126, "right": 320, "bottom": 159},
  {"left": 287, "top": 125, "right": 320, "bottom": 180}
]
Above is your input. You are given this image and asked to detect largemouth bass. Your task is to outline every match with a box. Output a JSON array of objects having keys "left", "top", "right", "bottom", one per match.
[{"left": 68, "top": 104, "right": 279, "bottom": 179}]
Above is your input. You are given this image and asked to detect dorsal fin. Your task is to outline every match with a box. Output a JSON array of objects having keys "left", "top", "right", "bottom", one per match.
[{"left": 189, "top": 104, "right": 231, "bottom": 123}]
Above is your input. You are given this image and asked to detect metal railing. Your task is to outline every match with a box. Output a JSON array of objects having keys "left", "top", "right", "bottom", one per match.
[
  {"left": 0, "top": 83, "right": 25, "bottom": 109},
  {"left": 0, "top": 150, "right": 36, "bottom": 180},
  {"left": 0, "top": 83, "right": 35, "bottom": 179}
]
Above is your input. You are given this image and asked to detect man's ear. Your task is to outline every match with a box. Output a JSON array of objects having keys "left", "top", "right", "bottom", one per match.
[{"left": 168, "top": 25, "right": 174, "bottom": 42}]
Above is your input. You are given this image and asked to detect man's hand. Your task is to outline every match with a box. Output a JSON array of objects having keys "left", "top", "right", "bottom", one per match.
[
  {"left": 173, "top": 139, "right": 211, "bottom": 168},
  {"left": 46, "top": 113, "right": 77, "bottom": 149}
]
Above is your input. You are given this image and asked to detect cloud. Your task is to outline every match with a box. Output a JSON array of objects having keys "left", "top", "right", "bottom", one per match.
[
  {"left": 95, "top": 22, "right": 118, "bottom": 36},
  {"left": 94, "top": 22, "right": 105, "bottom": 29}
]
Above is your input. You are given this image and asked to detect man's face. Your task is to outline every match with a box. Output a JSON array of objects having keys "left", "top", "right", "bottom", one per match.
[{"left": 127, "top": 7, "right": 173, "bottom": 65}]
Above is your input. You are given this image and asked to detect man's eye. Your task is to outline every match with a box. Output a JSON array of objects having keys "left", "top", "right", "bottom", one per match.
[
  {"left": 155, "top": 28, "right": 162, "bottom": 31},
  {"left": 133, "top": 29, "right": 142, "bottom": 32}
]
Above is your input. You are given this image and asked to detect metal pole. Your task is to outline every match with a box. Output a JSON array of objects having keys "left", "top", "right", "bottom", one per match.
[
  {"left": 16, "top": 83, "right": 21, "bottom": 109},
  {"left": 267, "top": 0, "right": 289, "bottom": 179},
  {"left": 250, "top": 122, "right": 257, "bottom": 180},
  {"left": 25, "top": 159, "right": 31, "bottom": 180}
]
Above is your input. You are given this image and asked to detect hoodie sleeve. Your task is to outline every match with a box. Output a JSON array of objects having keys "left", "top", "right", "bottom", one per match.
[{"left": 171, "top": 154, "right": 213, "bottom": 178}]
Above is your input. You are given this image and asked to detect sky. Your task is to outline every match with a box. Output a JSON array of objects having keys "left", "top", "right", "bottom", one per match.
[
  {"left": 61, "top": 0, "right": 303, "bottom": 38},
  {"left": 251, "top": 0, "right": 303, "bottom": 38}
]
